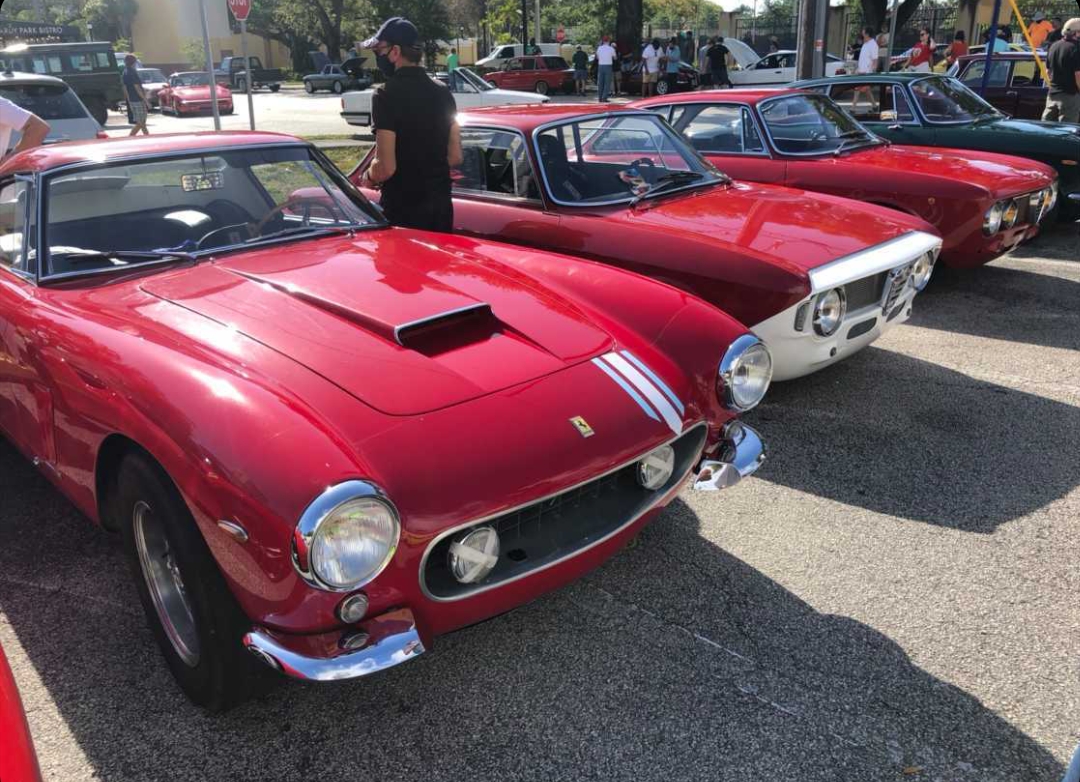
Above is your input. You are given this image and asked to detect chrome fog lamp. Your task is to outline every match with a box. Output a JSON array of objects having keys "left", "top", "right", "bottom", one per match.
[
  {"left": 293, "top": 481, "right": 400, "bottom": 592},
  {"left": 911, "top": 253, "right": 934, "bottom": 291},
  {"left": 1002, "top": 198, "right": 1020, "bottom": 229},
  {"left": 983, "top": 201, "right": 1003, "bottom": 235},
  {"left": 637, "top": 444, "right": 676, "bottom": 490},
  {"left": 449, "top": 526, "right": 500, "bottom": 584},
  {"left": 812, "top": 288, "right": 846, "bottom": 337},
  {"left": 718, "top": 335, "right": 773, "bottom": 412}
]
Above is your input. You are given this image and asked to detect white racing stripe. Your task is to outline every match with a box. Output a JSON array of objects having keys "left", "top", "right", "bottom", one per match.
[{"left": 599, "top": 352, "right": 684, "bottom": 435}]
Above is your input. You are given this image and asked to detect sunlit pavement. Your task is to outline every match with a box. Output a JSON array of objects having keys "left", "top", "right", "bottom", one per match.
[{"left": 0, "top": 213, "right": 1077, "bottom": 779}]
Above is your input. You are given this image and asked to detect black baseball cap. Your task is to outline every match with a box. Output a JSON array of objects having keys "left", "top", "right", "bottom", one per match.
[{"left": 363, "top": 17, "right": 419, "bottom": 49}]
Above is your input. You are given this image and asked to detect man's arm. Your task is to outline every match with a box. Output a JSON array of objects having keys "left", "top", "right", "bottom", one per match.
[
  {"left": 368, "top": 129, "right": 397, "bottom": 184},
  {"left": 13, "top": 114, "right": 50, "bottom": 153},
  {"left": 447, "top": 121, "right": 463, "bottom": 168}
]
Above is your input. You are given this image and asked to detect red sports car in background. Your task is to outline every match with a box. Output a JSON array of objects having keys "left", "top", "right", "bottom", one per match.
[
  {"left": 158, "top": 71, "right": 234, "bottom": 116},
  {"left": 0, "top": 132, "right": 767, "bottom": 709},
  {"left": 352, "top": 106, "right": 943, "bottom": 380},
  {"left": 0, "top": 641, "right": 42, "bottom": 782},
  {"left": 632, "top": 89, "right": 1057, "bottom": 268},
  {"left": 483, "top": 55, "right": 575, "bottom": 95}
]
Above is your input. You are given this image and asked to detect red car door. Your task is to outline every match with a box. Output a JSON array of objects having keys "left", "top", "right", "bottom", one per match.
[
  {"left": 666, "top": 103, "right": 787, "bottom": 184},
  {"left": 501, "top": 58, "right": 528, "bottom": 91}
]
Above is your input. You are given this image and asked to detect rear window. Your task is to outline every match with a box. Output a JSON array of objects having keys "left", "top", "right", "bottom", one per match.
[
  {"left": 543, "top": 57, "right": 568, "bottom": 69},
  {"left": 0, "top": 84, "right": 88, "bottom": 121}
]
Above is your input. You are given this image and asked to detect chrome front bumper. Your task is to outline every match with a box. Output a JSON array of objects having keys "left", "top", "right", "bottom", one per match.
[
  {"left": 693, "top": 423, "right": 765, "bottom": 491},
  {"left": 243, "top": 608, "right": 425, "bottom": 681}
]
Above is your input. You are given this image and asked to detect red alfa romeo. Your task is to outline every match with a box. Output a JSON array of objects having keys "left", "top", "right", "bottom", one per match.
[{"left": 0, "top": 132, "right": 767, "bottom": 709}]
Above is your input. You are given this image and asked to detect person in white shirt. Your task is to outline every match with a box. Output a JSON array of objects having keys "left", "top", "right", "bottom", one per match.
[
  {"left": 0, "top": 96, "right": 49, "bottom": 161},
  {"left": 857, "top": 26, "right": 880, "bottom": 73},
  {"left": 595, "top": 36, "right": 616, "bottom": 102},
  {"left": 641, "top": 38, "right": 661, "bottom": 97}
]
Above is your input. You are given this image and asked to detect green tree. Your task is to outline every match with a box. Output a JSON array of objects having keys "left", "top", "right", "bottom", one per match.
[
  {"left": 181, "top": 37, "right": 209, "bottom": 69},
  {"left": 82, "top": 0, "right": 139, "bottom": 42}
]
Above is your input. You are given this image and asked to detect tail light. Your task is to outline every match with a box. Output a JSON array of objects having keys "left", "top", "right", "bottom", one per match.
[{"left": 96, "top": 131, "right": 109, "bottom": 139}]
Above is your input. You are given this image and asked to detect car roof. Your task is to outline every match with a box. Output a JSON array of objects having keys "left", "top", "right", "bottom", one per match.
[
  {"left": 795, "top": 73, "right": 940, "bottom": 86},
  {"left": 5, "top": 131, "right": 305, "bottom": 173},
  {"left": 634, "top": 87, "right": 798, "bottom": 107},
  {"left": 956, "top": 51, "right": 1043, "bottom": 61},
  {"left": 457, "top": 104, "right": 648, "bottom": 130},
  {"left": 0, "top": 71, "right": 68, "bottom": 87}
]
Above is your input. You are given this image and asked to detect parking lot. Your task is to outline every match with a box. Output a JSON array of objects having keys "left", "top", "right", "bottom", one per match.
[{"left": 0, "top": 219, "right": 1076, "bottom": 781}]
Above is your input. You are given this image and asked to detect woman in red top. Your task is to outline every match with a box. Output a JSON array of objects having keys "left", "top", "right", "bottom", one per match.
[
  {"left": 905, "top": 28, "right": 935, "bottom": 72},
  {"left": 945, "top": 30, "right": 969, "bottom": 66}
]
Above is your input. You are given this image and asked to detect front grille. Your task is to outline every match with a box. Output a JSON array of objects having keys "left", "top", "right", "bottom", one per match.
[
  {"left": 421, "top": 424, "right": 708, "bottom": 600},
  {"left": 846, "top": 318, "right": 877, "bottom": 340},
  {"left": 845, "top": 272, "right": 888, "bottom": 311}
]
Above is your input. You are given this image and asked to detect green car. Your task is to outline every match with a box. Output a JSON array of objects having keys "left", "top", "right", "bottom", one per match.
[{"left": 793, "top": 73, "right": 1080, "bottom": 219}]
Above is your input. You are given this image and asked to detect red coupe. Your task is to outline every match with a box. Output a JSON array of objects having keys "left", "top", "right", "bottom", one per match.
[
  {"left": 631, "top": 89, "right": 1057, "bottom": 268},
  {"left": 483, "top": 55, "right": 575, "bottom": 95},
  {"left": 158, "top": 71, "right": 234, "bottom": 116},
  {"left": 351, "top": 106, "right": 943, "bottom": 381},
  {"left": 0, "top": 642, "right": 42, "bottom": 782},
  {"left": 0, "top": 132, "right": 767, "bottom": 709}
]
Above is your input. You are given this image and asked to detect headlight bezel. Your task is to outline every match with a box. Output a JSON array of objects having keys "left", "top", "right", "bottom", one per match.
[
  {"left": 718, "top": 334, "right": 773, "bottom": 413},
  {"left": 812, "top": 287, "right": 847, "bottom": 337},
  {"left": 911, "top": 252, "right": 934, "bottom": 291},
  {"left": 983, "top": 201, "right": 1003, "bottom": 235},
  {"left": 292, "top": 480, "right": 401, "bottom": 592}
]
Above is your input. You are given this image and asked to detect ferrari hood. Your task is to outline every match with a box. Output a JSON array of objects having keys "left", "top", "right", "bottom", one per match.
[
  {"left": 140, "top": 230, "right": 614, "bottom": 415},
  {"left": 616, "top": 180, "right": 934, "bottom": 274}
]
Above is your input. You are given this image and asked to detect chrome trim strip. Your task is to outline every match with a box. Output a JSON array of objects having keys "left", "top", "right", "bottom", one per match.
[
  {"left": 39, "top": 141, "right": 308, "bottom": 177},
  {"left": 417, "top": 421, "right": 707, "bottom": 602},
  {"left": 808, "top": 230, "right": 941, "bottom": 292},
  {"left": 242, "top": 608, "right": 425, "bottom": 681},
  {"left": 591, "top": 357, "right": 660, "bottom": 423},
  {"left": 393, "top": 302, "right": 491, "bottom": 345},
  {"left": 601, "top": 352, "right": 682, "bottom": 435},
  {"left": 619, "top": 350, "right": 684, "bottom": 415},
  {"left": 693, "top": 423, "right": 766, "bottom": 490}
]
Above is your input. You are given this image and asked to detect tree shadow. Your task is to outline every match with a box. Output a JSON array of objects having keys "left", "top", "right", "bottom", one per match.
[
  {"left": 0, "top": 439, "right": 1065, "bottom": 782},
  {"left": 743, "top": 348, "right": 1080, "bottom": 531}
]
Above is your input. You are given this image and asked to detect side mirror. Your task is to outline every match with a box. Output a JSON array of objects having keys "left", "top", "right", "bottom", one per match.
[{"left": 880, "top": 110, "right": 897, "bottom": 121}]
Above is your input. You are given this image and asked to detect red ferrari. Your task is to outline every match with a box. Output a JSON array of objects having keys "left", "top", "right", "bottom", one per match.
[
  {"left": 0, "top": 132, "right": 767, "bottom": 709},
  {"left": 158, "top": 71, "right": 234, "bottom": 116}
]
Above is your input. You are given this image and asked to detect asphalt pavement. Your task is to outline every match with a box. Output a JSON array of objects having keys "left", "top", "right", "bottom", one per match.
[{"left": 0, "top": 223, "right": 1077, "bottom": 781}]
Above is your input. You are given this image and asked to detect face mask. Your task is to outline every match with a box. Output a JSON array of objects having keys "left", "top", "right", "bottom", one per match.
[{"left": 376, "top": 53, "right": 395, "bottom": 77}]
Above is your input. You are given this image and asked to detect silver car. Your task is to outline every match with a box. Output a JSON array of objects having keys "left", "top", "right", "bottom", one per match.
[{"left": 0, "top": 71, "right": 102, "bottom": 148}]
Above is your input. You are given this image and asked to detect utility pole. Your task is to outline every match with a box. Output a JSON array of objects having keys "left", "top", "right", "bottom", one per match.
[
  {"left": 795, "top": 0, "right": 816, "bottom": 80},
  {"left": 197, "top": 0, "right": 222, "bottom": 131},
  {"left": 521, "top": 0, "right": 529, "bottom": 43},
  {"left": 535, "top": 0, "right": 542, "bottom": 41},
  {"left": 813, "top": 0, "right": 829, "bottom": 77},
  {"left": 885, "top": 0, "right": 899, "bottom": 70}
]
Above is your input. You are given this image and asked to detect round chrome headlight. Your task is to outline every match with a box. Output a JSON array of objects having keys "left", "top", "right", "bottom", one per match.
[
  {"left": 1002, "top": 199, "right": 1020, "bottom": 229},
  {"left": 812, "top": 288, "right": 846, "bottom": 337},
  {"left": 637, "top": 444, "right": 675, "bottom": 490},
  {"left": 983, "top": 202, "right": 1003, "bottom": 235},
  {"left": 911, "top": 253, "right": 934, "bottom": 291},
  {"left": 718, "top": 334, "right": 773, "bottom": 412},
  {"left": 293, "top": 481, "right": 400, "bottom": 591}
]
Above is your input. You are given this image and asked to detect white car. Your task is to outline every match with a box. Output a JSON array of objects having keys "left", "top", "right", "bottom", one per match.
[
  {"left": 0, "top": 71, "right": 101, "bottom": 148},
  {"left": 723, "top": 40, "right": 846, "bottom": 86},
  {"left": 137, "top": 67, "right": 169, "bottom": 109},
  {"left": 341, "top": 67, "right": 548, "bottom": 128},
  {"left": 476, "top": 42, "right": 565, "bottom": 71}
]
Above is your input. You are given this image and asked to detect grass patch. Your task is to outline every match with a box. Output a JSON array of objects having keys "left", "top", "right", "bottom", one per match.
[{"left": 320, "top": 144, "right": 370, "bottom": 175}]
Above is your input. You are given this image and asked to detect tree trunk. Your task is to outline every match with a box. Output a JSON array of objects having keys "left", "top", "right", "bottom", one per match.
[
  {"left": 861, "top": 0, "right": 923, "bottom": 34},
  {"left": 616, "top": 0, "right": 642, "bottom": 56}
]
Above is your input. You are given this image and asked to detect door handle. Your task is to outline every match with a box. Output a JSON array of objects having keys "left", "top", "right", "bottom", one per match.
[{"left": 1005, "top": 90, "right": 1018, "bottom": 96}]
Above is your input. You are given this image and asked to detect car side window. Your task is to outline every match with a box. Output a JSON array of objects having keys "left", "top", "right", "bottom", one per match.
[
  {"left": 520, "top": 58, "right": 537, "bottom": 71},
  {"left": 455, "top": 129, "right": 539, "bottom": 201},
  {"left": 94, "top": 52, "right": 112, "bottom": 69},
  {"left": 543, "top": 57, "right": 567, "bottom": 69},
  {"left": 780, "top": 53, "right": 796, "bottom": 68},
  {"left": 679, "top": 105, "right": 747, "bottom": 154},
  {"left": 506, "top": 58, "right": 523, "bottom": 71},
  {"left": 742, "top": 108, "right": 765, "bottom": 151},
  {"left": 756, "top": 55, "right": 777, "bottom": 70},
  {"left": 69, "top": 54, "right": 94, "bottom": 72},
  {"left": 0, "top": 180, "right": 33, "bottom": 275},
  {"left": 883, "top": 85, "right": 914, "bottom": 122},
  {"left": 961, "top": 60, "right": 1008, "bottom": 87},
  {"left": 646, "top": 104, "right": 674, "bottom": 122},
  {"left": 1011, "top": 61, "right": 1042, "bottom": 87}
]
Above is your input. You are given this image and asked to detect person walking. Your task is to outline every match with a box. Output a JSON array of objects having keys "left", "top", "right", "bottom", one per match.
[
  {"left": 0, "top": 96, "right": 49, "bottom": 160},
  {"left": 447, "top": 47, "right": 459, "bottom": 72},
  {"left": 572, "top": 45, "right": 588, "bottom": 96},
  {"left": 525, "top": 38, "right": 540, "bottom": 55},
  {"left": 904, "top": 28, "right": 934, "bottom": 72},
  {"left": 663, "top": 37, "right": 682, "bottom": 94},
  {"left": 1042, "top": 18, "right": 1080, "bottom": 123},
  {"left": 122, "top": 54, "right": 149, "bottom": 136},
  {"left": 706, "top": 37, "right": 732, "bottom": 88},
  {"left": 596, "top": 36, "right": 616, "bottom": 102},
  {"left": 361, "top": 17, "right": 463, "bottom": 232},
  {"left": 857, "top": 27, "right": 880, "bottom": 73},
  {"left": 1046, "top": 17, "right": 1065, "bottom": 46},
  {"left": 641, "top": 38, "right": 661, "bottom": 97},
  {"left": 945, "top": 30, "right": 968, "bottom": 67},
  {"left": 1029, "top": 12, "right": 1054, "bottom": 49}
]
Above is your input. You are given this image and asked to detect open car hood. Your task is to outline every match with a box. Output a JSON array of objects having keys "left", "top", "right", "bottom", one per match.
[{"left": 141, "top": 231, "right": 614, "bottom": 416}]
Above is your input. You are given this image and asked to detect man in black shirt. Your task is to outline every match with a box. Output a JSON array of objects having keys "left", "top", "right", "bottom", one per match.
[
  {"left": 1043, "top": 18, "right": 1080, "bottom": 123},
  {"left": 706, "top": 37, "right": 732, "bottom": 88},
  {"left": 362, "top": 17, "right": 463, "bottom": 232}
]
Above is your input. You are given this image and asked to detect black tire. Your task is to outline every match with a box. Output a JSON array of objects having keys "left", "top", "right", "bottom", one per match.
[
  {"left": 117, "top": 452, "right": 267, "bottom": 711},
  {"left": 84, "top": 96, "right": 107, "bottom": 126},
  {"left": 332, "top": 80, "right": 344, "bottom": 94},
  {"left": 304, "top": 81, "right": 315, "bottom": 94},
  {"left": 535, "top": 80, "right": 549, "bottom": 95},
  {"left": 269, "top": 84, "right": 281, "bottom": 93}
]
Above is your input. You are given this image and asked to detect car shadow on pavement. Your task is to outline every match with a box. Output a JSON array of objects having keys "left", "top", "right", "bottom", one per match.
[
  {"left": 741, "top": 348, "right": 1080, "bottom": 531},
  {"left": 0, "top": 448, "right": 1063, "bottom": 782}
]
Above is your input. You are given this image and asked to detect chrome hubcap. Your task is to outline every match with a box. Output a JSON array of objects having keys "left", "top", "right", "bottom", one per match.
[{"left": 133, "top": 500, "right": 200, "bottom": 667}]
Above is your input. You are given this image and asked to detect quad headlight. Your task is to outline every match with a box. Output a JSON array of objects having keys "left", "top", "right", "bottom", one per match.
[
  {"left": 911, "top": 253, "right": 934, "bottom": 291},
  {"left": 812, "top": 287, "right": 846, "bottom": 337},
  {"left": 718, "top": 335, "right": 773, "bottom": 412},
  {"left": 983, "top": 201, "right": 1003, "bottom": 235},
  {"left": 293, "top": 481, "right": 400, "bottom": 591}
]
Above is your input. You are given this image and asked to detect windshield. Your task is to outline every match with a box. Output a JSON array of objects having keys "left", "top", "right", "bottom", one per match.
[
  {"left": 758, "top": 94, "right": 879, "bottom": 155},
  {"left": 138, "top": 68, "right": 167, "bottom": 83},
  {"left": 535, "top": 113, "right": 724, "bottom": 206},
  {"left": 0, "top": 84, "right": 88, "bottom": 121},
  {"left": 452, "top": 67, "right": 494, "bottom": 92},
  {"left": 41, "top": 145, "right": 381, "bottom": 278},
  {"left": 910, "top": 76, "right": 999, "bottom": 123},
  {"left": 172, "top": 73, "right": 211, "bottom": 87}
]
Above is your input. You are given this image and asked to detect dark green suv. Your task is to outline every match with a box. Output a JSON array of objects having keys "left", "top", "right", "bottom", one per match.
[{"left": 0, "top": 42, "right": 123, "bottom": 125}]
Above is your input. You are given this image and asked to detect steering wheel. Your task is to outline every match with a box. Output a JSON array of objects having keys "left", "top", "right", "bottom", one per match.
[
  {"left": 627, "top": 157, "right": 657, "bottom": 169},
  {"left": 252, "top": 197, "right": 339, "bottom": 236}
]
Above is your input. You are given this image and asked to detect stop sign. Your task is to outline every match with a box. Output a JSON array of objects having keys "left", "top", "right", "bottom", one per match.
[
  {"left": 228, "top": 0, "right": 251, "bottom": 22},
  {"left": 556, "top": 27, "right": 565, "bottom": 42}
]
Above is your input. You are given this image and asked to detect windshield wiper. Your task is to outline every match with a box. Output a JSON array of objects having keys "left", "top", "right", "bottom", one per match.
[
  {"left": 247, "top": 225, "right": 358, "bottom": 243},
  {"left": 629, "top": 171, "right": 708, "bottom": 207},
  {"left": 54, "top": 249, "right": 199, "bottom": 266},
  {"left": 833, "top": 134, "right": 876, "bottom": 156}
]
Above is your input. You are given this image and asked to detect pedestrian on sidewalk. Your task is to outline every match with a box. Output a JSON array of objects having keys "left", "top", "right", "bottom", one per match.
[
  {"left": 122, "top": 54, "right": 150, "bottom": 136},
  {"left": 663, "top": 37, "right": 682, "bottom": 94},
  {"left": 1043, "top": 18, "right": 1080, "bottom": 123},
  {"left": 641, "top": 38, "right": 661, "bottom": 97},
  {"left": 572, "top": 45, "right": 589, "bottom": 95},
  {"left": 596, "top": 36, "right": 616, "bottom": 102},
  {"left": 706, "top": 36, "right": 732, "bottom": 88}
]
